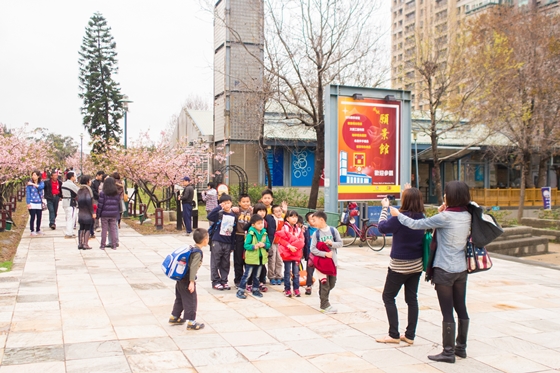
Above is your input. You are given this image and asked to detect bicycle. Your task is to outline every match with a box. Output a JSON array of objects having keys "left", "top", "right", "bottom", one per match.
[{"left": 336, "top": 203, "right": 386, "bottom": 251}]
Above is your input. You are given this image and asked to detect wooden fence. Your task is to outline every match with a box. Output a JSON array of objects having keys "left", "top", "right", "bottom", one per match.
[{"left": 470, "top": 188, "right": 558, "bottom": 207}]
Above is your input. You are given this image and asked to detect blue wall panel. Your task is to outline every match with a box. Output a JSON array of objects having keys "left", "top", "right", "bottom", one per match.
[{"left": 290, "top": 148, "right": 314, "bottom": 187}]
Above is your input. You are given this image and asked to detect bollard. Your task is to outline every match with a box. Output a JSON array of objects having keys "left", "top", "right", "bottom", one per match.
[{"left": 155, "top": 208, "right": 164, "bottom": 230}]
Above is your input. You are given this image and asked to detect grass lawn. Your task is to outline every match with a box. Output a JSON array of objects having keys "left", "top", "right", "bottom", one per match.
[{"left": 0, "top": 199, "right": 31, "bottom": 272}]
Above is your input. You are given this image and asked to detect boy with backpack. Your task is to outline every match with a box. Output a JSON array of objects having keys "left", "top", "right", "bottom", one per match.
[
  {"left": 207, "top": 194, "right": 237, "bottom": 290},
  {"left": 233, "top": 194, "right": 252, "bottom": 287},
  {"left": 236, "top": 214, "right": 271, "bottom": 299},
  {"left": 168, "top": 228, "right": 207, "bottom": 330},
  {"left": 309, "top": 211, "right": 343, "bottom": 314}
]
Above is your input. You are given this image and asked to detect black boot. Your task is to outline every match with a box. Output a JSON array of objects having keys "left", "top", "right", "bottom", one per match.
[
  {"left": 77, "top": 230, "right": 84, "bottom": 250},
  {"left": 455, "top": 319, "right": 469, "bottom": 358},
  {"left": 428, "top": 322, "right": 456, "bottom": 363}
]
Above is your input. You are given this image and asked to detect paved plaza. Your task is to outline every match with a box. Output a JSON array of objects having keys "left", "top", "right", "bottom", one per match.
[{"left": 1, "top": 209, "right": 560, "bottom": 372}]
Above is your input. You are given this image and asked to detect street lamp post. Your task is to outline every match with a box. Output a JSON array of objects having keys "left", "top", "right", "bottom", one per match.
[
  {"left": 119, "top": 97, "right": 133, "bottom": 217},
  {"left": 119, "top": 97, "right": 133, "bottom": 149},
  {"left": 80, "top": 133, "right": 84, "bottom": 176},
  {"left": 413, "top": 131, "right": 419, "bottom": 189}
]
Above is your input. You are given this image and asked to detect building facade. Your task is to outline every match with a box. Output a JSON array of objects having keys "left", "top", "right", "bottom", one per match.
[{"left": 213, "top": 0, "right": 264, "bottom": 185}]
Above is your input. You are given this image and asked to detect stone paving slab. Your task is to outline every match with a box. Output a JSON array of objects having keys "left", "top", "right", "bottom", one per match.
[{"left": 0, "top": 209, "right": 560, "bottom": 372}]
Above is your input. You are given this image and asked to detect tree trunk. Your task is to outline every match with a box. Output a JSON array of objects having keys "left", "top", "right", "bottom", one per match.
[
  {"left": 517, "top": 155, "right": 530, "bottom": 221},
  {"left": 536, "top": 156, "right": 548, "bottom": 188},
  {"left": 259, "top": 134, "right": 272, "bottom": 189},
  {"left": 429, "top": 117, "right": 443, "bottom": 205},
  {"left": 309, "top": 123, "right": 325, "bottom": 210}
]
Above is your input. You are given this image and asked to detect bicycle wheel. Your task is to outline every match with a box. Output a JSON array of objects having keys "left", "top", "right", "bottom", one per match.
[
  {"left": 365, "top": 224, "right": 386, "bottom": 251},
  {"left": 336, "top": 223, "right": 358, "bottom": 247}
]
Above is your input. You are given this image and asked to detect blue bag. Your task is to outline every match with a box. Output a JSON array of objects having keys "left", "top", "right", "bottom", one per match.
[{"left": 161, "top": 245, "right": 202, "bottom": 280}]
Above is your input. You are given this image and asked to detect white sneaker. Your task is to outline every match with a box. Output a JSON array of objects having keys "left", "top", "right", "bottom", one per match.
[
  {"left": 321, "top": 306, "right": 337, "bottom": 314},
  {"left": 30, "top": 232, "right": 38, "bottom": 237},
  {"left": 36, "top": 231, "right": 45, "bottom": 236}
]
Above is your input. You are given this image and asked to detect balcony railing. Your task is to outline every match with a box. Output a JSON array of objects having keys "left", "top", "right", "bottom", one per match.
[{"left": 470, "top": 188, "right": 558, "bottom": 207}]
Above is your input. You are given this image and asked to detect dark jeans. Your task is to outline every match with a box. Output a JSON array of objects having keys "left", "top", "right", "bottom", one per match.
[
  {"left": 210, "top": 240, "right": 231, "bottom": 286},
  {"left": 233, "top": 235, "right": 246, "bottom": 284},
  {"left": 182, "top": 203, "right": 192, "bottom": 233},
  {"left": 171, "top": 281, "right": 197, "bottom": 321},
  {"left": 283, "top": 260, "right": 300, "bottom": 291},
  {"left": 306, "top": 262, "right": 315, "bottom": 287},
  {"left": 382, "top": 268, "right": 422, "bottom": 340},
  {"left": 239, "top": 265, "right": 261, "bottom": 291},
  {"left": 46, "top": 196, "right": 59, "bottom": 226},
  {"left": 29, "top": 209, "right": 42, "bottom": 232},
  {"left": 319, "top": 275, "right": 337, "bottom": 309}
]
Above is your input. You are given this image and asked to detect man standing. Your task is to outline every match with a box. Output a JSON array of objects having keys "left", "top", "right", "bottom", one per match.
[
  {"left": 179, "top": 176, "right": 194, "bottom": 236},
  {"left": 61, "top": 171, "right": 79, "bottom": 238},
  {"left": 43, "top": 170, "right": 62, "bottom": 229}
]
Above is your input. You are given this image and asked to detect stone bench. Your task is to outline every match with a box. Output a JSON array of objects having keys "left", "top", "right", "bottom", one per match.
[{"left": 486, "top": 226, "right": 548, "bottom": 257}]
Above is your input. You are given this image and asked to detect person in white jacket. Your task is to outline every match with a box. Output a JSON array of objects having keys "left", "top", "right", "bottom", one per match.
[{"left": 61, "top": 171, "right": 79, "bottom": 238}]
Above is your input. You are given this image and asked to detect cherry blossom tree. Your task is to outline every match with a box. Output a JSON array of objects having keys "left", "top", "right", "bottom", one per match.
[
  {"left": 101, "top": 132, "right": 230, "bottom": 210},
  {"left": 0, "top": 124, "right": 49, "bottom": 210}
]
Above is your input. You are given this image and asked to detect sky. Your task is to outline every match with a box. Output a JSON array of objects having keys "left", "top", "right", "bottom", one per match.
[{"left": 0, "top": 0, "right": 389, "bottom": 149}]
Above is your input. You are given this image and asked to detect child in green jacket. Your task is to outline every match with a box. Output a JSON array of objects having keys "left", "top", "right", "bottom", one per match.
[{"left": 236, "top": 214, "right": 271, "bottom": 299}]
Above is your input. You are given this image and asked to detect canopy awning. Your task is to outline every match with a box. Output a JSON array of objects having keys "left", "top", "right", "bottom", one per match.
[{"left": 415, "top": 146, "right": 481, "bottom": 161}]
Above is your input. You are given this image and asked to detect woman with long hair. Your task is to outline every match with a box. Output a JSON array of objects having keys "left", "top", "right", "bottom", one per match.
[
  {"left": 390, "top": 181, "right": 472, "bottom": 364},
  {"left": 97, "top": 177, "right": 121, "bottom": 250},
  {"left": 77, "top": 175, "right": 95, "bottom": 250},
  {"left": 376, "top": 186, "right": 425, "bottom": 346},
  {"left": 26, "top": 170, "right": 45, "bottom": 236}
]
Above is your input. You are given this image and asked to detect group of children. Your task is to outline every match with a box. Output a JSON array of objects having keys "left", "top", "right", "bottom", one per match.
[{"left": 170, "top": 189, "right": 343, "bottom": 330}]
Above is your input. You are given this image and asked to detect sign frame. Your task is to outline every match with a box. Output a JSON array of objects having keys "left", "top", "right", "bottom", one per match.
[{"left": 324, "top": 85, "right": 412, "bottom": 212}]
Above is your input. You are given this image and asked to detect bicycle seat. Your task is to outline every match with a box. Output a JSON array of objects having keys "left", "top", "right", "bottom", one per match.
[{"left": 361, "top": 218, "right": 370, "bottom": 223}]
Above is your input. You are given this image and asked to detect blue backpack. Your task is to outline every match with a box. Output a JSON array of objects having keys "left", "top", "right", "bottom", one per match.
[{"left": 161, "top": 245, "right": 203, "bottom": 280}]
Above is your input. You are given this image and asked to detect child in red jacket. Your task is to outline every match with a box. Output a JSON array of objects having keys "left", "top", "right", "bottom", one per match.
[{"left": 275, "top": 210, "right": 304, "bottom": 297}]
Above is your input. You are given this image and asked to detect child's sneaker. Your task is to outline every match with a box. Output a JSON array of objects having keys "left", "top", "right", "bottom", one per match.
[
  {"left": 36, "top": 231, "right": 45, "bottom": 236},
  {"left": 236, "top": 290, "right": 247, "bottom": 299},
  {"left": 321, "top": 306, "right": 338, "bottom": 314},
  {"left": 284, "top": 290, "right": 292, "bottom": 297},
  {"left": 294, "top": 289, "right": 301, "bottom": 297},
  {"left": 168, "top": 316, "right": 186, "bottom": 325},
  {"left": 259, "top": 285, "right": 268, "bottom": 293},
  {"left": 186, "top": 320, "right": 205, "bottom": 330},
  {"left": 223, "top": 283, "right": 231, "bottom": 290},
  {"left": 246, "top": 285, "right": 252, "bottom": 292},
  {"left": 213, "top": 284, "right": 224, "bottom": 290},
  {"left": 305, "top": 286, "right": 312, "bottom": 295},
  {"left": 30, "top": 232, "right": 37, "bottom": 237},
  {"left": 252, "top": 290, "right": 263, "bottom": 298}
]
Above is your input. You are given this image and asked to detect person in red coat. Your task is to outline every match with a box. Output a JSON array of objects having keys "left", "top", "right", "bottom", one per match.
[{"left": 276, "top": 210, "right": 305, "bottom": 297}]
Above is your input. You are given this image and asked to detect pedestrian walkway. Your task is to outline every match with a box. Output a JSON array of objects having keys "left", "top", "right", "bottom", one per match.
[{"left": 0, "top": 208, "right": 559, "bottom": 372}]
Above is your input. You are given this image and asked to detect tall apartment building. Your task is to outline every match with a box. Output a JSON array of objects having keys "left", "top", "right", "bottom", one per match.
[
  {"left": 214, "top": 0, "right": 264, "bottom": 184},
  {"left": 391, "top": 0, "right": 559, "bottom": 109}
]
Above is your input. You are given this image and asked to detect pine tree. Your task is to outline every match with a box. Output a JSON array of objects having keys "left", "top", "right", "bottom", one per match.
[{"left": 78, "top": 12, "right": 124, "bottom": 154}]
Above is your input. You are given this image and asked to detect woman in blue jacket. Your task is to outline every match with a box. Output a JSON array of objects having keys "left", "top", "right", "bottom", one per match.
[
  {"left": 375, "top": 186, "right": 424, "bottom": 346},
  {"left": 26, "top": 170, "right": 45, "bottom": 236}
]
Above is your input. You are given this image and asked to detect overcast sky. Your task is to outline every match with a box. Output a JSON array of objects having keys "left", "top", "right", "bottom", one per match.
[{"left": 0, "top": 0, "right": 389, "bottom": 149}]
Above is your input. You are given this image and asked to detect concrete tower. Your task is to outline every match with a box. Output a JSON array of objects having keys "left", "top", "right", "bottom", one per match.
[{"left": 214, "top": 0, "right": 264, "bottom": 184}]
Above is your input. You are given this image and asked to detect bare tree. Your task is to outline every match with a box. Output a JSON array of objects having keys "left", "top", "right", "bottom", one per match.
[
  {"left": 398, "top": 19, "right": 490, "bottom": 205},
  {"left": 464, "top": 6, "right": 560, "bottom": 220},
  {"left": 183, "top": 93, "right": 211, "bottom": 111},
  {"left": 211, "top": 0, "right": 387, "bottom": 208}
]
